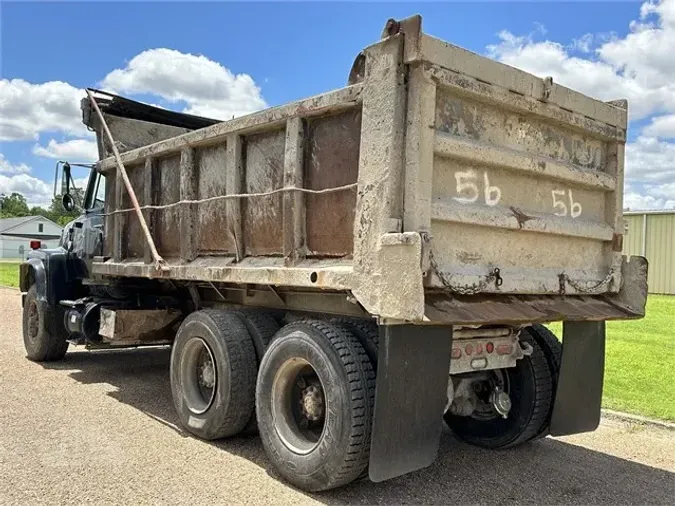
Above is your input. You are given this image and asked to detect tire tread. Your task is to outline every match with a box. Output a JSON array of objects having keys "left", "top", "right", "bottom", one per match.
[
  {"left": 259, "top": 319, "right": 376, "bottom": 491},
  {"left": 23, "top": 285, "right": 68, "bottom": 362},
  {"left": 526, "top": 324, "right": 562, "bottom": 441},
  {"left": 202, "top": 309, "right": 257, "bottom": 439}
]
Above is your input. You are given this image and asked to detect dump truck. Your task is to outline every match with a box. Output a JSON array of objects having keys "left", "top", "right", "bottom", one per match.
[{"left": 19, "top": 15, "right": 648, "bottom": 492}]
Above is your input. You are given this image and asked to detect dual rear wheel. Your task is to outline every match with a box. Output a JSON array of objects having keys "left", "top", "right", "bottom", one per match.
[{"left": 170, "top": 310, "right": 376, "bottom": 492}]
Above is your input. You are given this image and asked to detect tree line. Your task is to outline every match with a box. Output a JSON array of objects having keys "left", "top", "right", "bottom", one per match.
[{"left": 0, "top": 190, "right": 84, "bottom": 226}]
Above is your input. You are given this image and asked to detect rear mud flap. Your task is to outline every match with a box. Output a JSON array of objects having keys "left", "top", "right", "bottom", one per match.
[
  {"left": 550, "top": 321, "right": 605, "bottom": 436},
  {"left": 369, "top": 325, "right": 452, "bottom": 482}
]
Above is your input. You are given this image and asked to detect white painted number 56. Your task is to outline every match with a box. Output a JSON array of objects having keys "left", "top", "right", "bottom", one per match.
[
  {"left": 454, "top": 170, "right": 501, "bottom": 207},
  {"left": 552, "top": 189, "right": 582, "bottom": 218}
]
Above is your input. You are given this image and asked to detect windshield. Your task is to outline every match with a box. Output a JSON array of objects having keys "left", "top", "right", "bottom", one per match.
[
  {"left": 85, "top": 171, "right": 106, "bottom": 211},
  {"left": 93, "top": 173, "right": 106, "bottom": 209}
]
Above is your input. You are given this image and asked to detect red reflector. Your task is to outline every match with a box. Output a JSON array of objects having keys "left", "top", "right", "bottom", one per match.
[
  {"left": 496, "top": 344, "right": 513, "bottom": 355},
  {"left": 476, "top": 343, "right": 483, "bottom": 354},
  {"left": 465, "top": 344, "right": 473, "bottom": 355},
  {"left": 451, "top": 348, "right": 461, "bottom": 359},
  {"left": 486, "top": 342, "right": 494, "bottom": 353},
  {"left": 30, "top": 240, "right": 41, "bottom": 250}
]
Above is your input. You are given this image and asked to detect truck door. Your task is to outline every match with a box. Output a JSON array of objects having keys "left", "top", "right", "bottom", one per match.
[{"left": 67, "top": 170, "right": 106, "bottom": 277}]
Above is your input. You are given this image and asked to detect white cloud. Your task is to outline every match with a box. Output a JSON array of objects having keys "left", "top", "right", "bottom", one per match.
[
  {"left": 486, "top": 0, "right": 675, "bottom": 120},
  {"left": 101, "top": 48, "right": 267, "bottom": 120},
  {"left": 625, "top": 135, "right": 675, "bottom": 185},
  {"left": 598, "top": 0, "right": 675, "bottom": 90},
  {"left": 73, "top": 177, "right": 89, "bottom": 189},
  {"left": 487, "top": 0, "right": 675, "bottom": 210},
  {"left": 0, "top": 173, "right": 53, "bottom": 208},
  {"left": 0, "top": 154, "right": 31, "bottom": 175},
  {"left": 0, "top": 79, "right": 91, "bottom": 141},
  {"left": 642, "top": 114, "right": 675, "bottom": 138},
  {"left": 33, "top": 139, "right": 99, "bottom": 161},
  {"left": 624, "top": 191, "right": 675, "bottom": 210},
  {"left": 571, "top": 33, "right": 594, "bottom": 53},
  {"left": 1, "top": 48, "right": 268, "bottom": 209}
]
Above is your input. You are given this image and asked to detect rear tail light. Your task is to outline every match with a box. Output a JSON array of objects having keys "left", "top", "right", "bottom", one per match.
[
  {"left": 30, "top": 240, "right": 41, "bottom": 250},
  {"left": 496, "top": 343, "right": 514, "bottom": 355}
]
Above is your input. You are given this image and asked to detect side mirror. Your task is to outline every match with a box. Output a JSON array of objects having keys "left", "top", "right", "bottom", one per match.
[
  {"left": 61, "top": 162, "right": 72, "bottom": 195},
  {"left": 62, "top": 193, "right": 76, "bottom": 212}
]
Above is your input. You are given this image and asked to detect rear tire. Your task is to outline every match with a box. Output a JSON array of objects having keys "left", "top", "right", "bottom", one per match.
[
  {"left": 255, "top": 320, "right": 376, "bottom": 492},
  {"left": 231, "top": 310, "right": 280, "bottom": 435},
  {"left": 232, "top": 310, "right": 279, "bottom": 364},
  {"left": 444, "top": 331, "right": 553, "bottom": 449},
  {"left": 527, "top": 324, "right": 562, "bottom": 440},
  {"left": 170, "top": 309, "right": 257, "bottom": 440},
  {"left": 22, "top": 285, "right": 69, "bottom": 362},
  {"left": 331, "top": 317, "right": 379, "bottom": 368}
]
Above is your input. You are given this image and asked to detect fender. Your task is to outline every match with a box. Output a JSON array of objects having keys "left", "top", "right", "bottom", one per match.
[
  {"left": 20, "top": 256, "right": 48, "bottom": 304},
  {"left": 19, "top": 248, "right": 76, "bottom": 307}
]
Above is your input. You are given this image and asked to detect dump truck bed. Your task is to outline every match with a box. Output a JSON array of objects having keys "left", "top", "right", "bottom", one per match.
[{"left": 91, "top": 16, "right": 646, "bottom": 324}]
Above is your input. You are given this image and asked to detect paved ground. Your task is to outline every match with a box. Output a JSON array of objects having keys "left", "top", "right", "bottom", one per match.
[{"left": 0, "top": 286, "right": 673, "bottom": 505}]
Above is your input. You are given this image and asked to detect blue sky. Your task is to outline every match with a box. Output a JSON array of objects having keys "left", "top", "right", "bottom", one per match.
[{"left": 1, "top": 1, "right": 674, "bottom": 209}]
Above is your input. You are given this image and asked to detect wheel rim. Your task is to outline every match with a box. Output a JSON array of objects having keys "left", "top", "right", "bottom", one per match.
[
  {"left": 179, "top": 337, "right": 218, "bottom": 415},
  {"left": 26, "top": 300, "right": 39, "bottom": 344},
  {"left": 271, "top": 357, "right": 327, "bottom": 455},
  {"left": 471, "top": 369, "right": 511, "bottom": 421}
]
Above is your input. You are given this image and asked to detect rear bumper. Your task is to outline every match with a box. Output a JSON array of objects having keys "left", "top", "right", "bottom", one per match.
[{"left": 424, "top": 255, "right": 648, "bottom": 326}]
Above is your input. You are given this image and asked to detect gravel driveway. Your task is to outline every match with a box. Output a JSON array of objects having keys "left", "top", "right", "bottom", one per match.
[{"left": 0, "top": 286, "right": 673, "bottom": 505}]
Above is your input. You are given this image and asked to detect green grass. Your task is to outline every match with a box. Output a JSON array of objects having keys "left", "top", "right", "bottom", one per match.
[
  {"left": 547, "top": 295, "right": 675, "bottom": 421},
  {"left": 0, "top": 262, "right": 20, "bottom": 288}
]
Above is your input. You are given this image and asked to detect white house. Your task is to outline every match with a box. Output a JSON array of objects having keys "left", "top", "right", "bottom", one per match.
[{"left": 0, "top": 216, "right": 63, "bottom": 260}]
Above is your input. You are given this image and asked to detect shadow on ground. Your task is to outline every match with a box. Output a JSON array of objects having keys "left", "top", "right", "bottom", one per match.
[{"left": 42, "top": 347, "right": 675, "bottom": 505}]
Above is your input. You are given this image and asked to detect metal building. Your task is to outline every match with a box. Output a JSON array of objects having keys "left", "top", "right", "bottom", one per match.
[{"left": 623, "top": 210, "right": 675, "bottom": 295}]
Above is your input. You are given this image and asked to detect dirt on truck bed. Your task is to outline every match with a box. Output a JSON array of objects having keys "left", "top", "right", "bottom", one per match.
[{"left": 0, "top": 286, "right": 673, "bottom": 505}]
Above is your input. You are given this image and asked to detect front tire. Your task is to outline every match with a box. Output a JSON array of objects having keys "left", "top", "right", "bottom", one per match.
[
  {"left": 444, "top": 331, "right": 553, "bottom": 449},
  {"left": 255, "top": 320, "right": 376, "bottom": 492},
  {"left": 22, "top": 285, "right": 69, "bottom": 362},
  {"left": 170, "top": 310, "right": 257, "bottom": 440}
]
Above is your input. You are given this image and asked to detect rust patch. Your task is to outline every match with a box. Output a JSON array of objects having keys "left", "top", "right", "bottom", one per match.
[
  {"left": 196, "top": 145, "right": 236, "bottom": 254},
  {"left": 304, "top": 109, "right": 362, "bottom": 257},
  {"left": 457, "top": 251, "right": 482, "bottom": 264},
  {"left": 243, "top": 129, "right": 285, "bottom": 256},
  {"left": 103, "top": 172, "right": 116, "bottom": 258},
  {"left": 509, "top": 206, "right": 535, "bottom": 229},
  {"left": 120, "top": 163, "right": 146, "bottom": 259},
  {"left": 435, "top": 95, "right": 484, "bottom": 141},
  {"left": 424, "top": 292, "right": 642, "bottom": 326},
  {"left": 156, "top": 155, "right": 181, "bottom": 256},
  {"left": 612, "top": 233, "right": 623, "bottom": 252}
]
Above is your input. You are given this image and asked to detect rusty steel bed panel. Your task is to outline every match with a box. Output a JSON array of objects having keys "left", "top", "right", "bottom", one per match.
[
  {"left": 103, "top": 172, "right": 116, "bottom": 258},
  {"left": 120, "top": 164, "right": 146, "bottom": 259},
  {"left": 196, "top": 144, "right": 236, "bottom": 255},
  {"left": 155, "top": 155, "right": 181, "bottom": 257},
  {"left": 243, "top": 129, "right": 286, "bottom": 256},
  {"left": 304, "top": 110, "right": 362, "bottom": 257}
]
